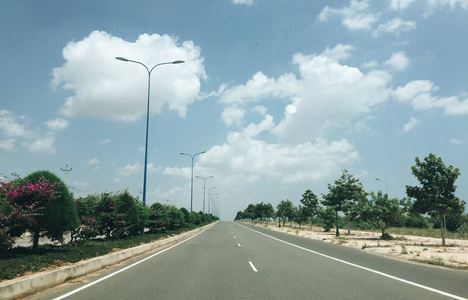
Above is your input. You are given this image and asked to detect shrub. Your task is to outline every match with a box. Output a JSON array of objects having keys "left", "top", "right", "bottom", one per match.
[
  {"left": 179, "top": 207, "right": 191, "bottom": 225},
  {"left": 147, "top": 203, "right": 169, "bottom": 233}
]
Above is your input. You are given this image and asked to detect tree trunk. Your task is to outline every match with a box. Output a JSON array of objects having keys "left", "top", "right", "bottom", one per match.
[
  {"left": 347, "top": 213, "right": 350, "bottom": 235},
  {"left": 440, "top": 213, "right": 446, "bottom": 246},
  {"left": 335, "top": 209, "right": 340, "bottom": 237},
  {"left": 32, "top": 227, "right": 40, "bottom": 250}
]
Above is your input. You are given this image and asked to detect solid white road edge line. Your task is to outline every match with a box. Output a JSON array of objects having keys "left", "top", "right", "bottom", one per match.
[
  {"left": 53, "top": 223, "right": 217, "bottom": 300},
  {"left": 236, "top": 223, "right": 467, "bottom": 300},
  {"left": 249, "top": 261, "right": 258, "bottom": 272}
]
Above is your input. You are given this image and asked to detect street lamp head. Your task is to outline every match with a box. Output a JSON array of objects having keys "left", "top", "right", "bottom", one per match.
[
  {"left": 115, "top": 57, "right": 129, "bottom": 62},
  {"left": 172, "top": 60, "right": 185, "bottom": 64}
]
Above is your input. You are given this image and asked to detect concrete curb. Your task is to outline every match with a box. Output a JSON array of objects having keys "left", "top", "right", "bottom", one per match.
[{"left": 0, "top": 222, "right": 217, "bottom": 300}]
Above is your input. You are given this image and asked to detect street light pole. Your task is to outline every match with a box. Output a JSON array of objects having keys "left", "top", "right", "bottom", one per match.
[
  {"left": 115, "top": 57, "right": 184, "bottom": 207},
  {"left": 207, "top": 187, "right": 216, "bottom": 214},
  {"left": 180, "top": 151, "right": 206, "bottom": 212},
  {"left": 196, "top": 175, "right": 213, "bottom": 213},
  {"left": 375, "top": 178, "right": 388, "bottom": 196}
]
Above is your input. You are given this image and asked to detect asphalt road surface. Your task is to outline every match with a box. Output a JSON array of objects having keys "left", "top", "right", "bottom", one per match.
[{"left": 28, "top": 221, "right": 468, "bottom": 300}]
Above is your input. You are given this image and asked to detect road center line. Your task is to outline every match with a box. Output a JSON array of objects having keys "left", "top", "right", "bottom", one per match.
[
  {"left": 53, "top": 223, "right": 216, "bottom": 300},
  {"left": 236, "top": 223, "right": 467, "bottom": 300},
  {"left": 249, "top": 261, "right": 258, "bottom": 272},
  {"left": 238, "top": 243, "right": 242, "bottom": 247}
]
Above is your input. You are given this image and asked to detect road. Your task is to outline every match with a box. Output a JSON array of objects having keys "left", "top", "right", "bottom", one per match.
[{"left": 28, "top": 221, "right": 468, "bottom": 300}]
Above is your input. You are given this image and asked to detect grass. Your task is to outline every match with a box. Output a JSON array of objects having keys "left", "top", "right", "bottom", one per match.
[{"left": 0, "top": 222, "right": 211, "bottom": 282}]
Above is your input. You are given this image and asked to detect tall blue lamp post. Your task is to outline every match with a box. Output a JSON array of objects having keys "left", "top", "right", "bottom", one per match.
[
  {"left": 180, "top": 151, "right": 206, "bottom": 212},
  {"left": 115, "top": 57, "right": 184, "bottom": 207}
]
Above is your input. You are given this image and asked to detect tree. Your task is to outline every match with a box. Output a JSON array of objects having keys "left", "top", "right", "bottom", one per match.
[
  {"left": 243, "top": 204, "right": 256, "bottom": 222},
  {"left": 115, "top": 190, "right": 141, "bottom": 236},
  {"left": 406, "top": 153, "right": 466, "bottom": 246},
  {"left": 179, "top": 207, "right": 191, "bottom": 225},
  {"left": 300, "top": 189, "right": 319, "bottom": 228},
  {"left": 276, "top": 200, "right": 294, "bottom": 227},
  {"left": 23, "top": 171, "right": 78, "bottom": 249},
  {"left": 322, "top": 170, "right": 365, "bottom": 236},
  {"left": 293, "top": 205, "right": 308, "bottom": 229},
  {"left": 316, "top": 206, "right": 335, "bottom": 232},
  {"left": 359, "top": 191, "right": 403, "bottom": 239}
]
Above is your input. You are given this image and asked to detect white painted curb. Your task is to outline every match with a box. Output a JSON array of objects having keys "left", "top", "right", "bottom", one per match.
[{"left": 0, "top": 222, "right": 216, "bottom": 300}]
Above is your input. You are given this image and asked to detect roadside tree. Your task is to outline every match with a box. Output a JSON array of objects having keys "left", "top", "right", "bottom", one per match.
[{"left": 406, "top": 153, "right": 466, "bottom": 246}]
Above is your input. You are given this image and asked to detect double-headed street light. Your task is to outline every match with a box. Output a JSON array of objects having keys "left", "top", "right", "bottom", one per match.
[
  {"left": 196, "top": 175, "right": 213, "bottom": 213},
  {"left": 115, "top": 57, "right": 184, "bottom": 207},
  {"left": 207, "top": 187, "right": 216, "bottom": 214},
  {"left": 180, "top": 151, "right": 206, "bottom": 212},
  {"left": 375, "top": 178, "right": 388, "bottom": 195}
]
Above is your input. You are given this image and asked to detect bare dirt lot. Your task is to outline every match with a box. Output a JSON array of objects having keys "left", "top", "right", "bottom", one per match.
[{"left": 248, "top": 222, "right": 468, "bottom": 270}]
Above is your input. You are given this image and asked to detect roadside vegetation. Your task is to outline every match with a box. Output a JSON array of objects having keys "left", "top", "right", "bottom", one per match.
[
  {"left": 235, "top": 153, "right": 468, "bottom": 244},
  {"left": 0, "top": 170, "right": 218, "bottom": 281}
]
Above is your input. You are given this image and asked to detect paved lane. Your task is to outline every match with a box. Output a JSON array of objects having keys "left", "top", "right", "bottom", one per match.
[{"left": 29, "top": 221, "right": 467, "bottom": 300}]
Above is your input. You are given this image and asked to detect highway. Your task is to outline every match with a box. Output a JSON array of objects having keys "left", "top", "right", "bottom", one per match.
[{"left": 28, "top": 221, "right": 468, "bottom": 300}]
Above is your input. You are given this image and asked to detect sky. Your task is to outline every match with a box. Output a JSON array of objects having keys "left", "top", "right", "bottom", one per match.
[{"left": 1, "top": 0, "right": 467, "bottom": 221}]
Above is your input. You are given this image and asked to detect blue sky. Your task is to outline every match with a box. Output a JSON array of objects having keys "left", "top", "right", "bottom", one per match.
[{"left": 1, "top": 0, "right": 467, "bottom": 220}]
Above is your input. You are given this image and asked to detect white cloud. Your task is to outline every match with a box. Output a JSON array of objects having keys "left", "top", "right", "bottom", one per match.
[
  {"left": 0, "top": 139, "right": 15, "bottom": 151},
  {"left": 87, "top": 158, "right": 100, "bottom": 165},
  {"left": 221, "top": 106, "right": 246, "bottom": 127},
  {"left": 118, "top": 162, "right": 141, "bottom": 176},
  {"left": 45, "top": 118, "right": 69, "bottom": 131},
  {"left": 232, "top": 0, "right": 254, "bottom": 5},
  {"left": 450, "top": 138, "right": 462, "bottom": 145},
  {"left": 52, "top": 31, "right": 206, "bottom": 122},
  {"left": 403, "top": 117, "right": 420, "bottom": 131},
  {"left": 394, "top": 80, "right": 468, "bottom": 114},
  {"left": 318, "top": 0, "right": 380, "bottom": 31},
  {"left": 384, "top": 51, "right": 410, "bottom": 71},
  {"left": 22, "top": 134, "right": 56, "bottom": 154},
  {"left": 194, "top": 135, "right": 360, "bottom": 185},
  {"left": 98, "top": 138, "right": 111, "bottom": 145},
  {"left": 0, "top": 110, "right": 63, "bottom": 153},
  {"left": 219, "top": 45, "right": 392, "bottom": 143},
  {"left": 390, "top": 0, "right": 417, "bottom": 10},
  {"left": 375, "top": 18, "right": 416, "bottom": 36},
  {"left": 0, "top": 110, "right": 29, "bottom": 138}
]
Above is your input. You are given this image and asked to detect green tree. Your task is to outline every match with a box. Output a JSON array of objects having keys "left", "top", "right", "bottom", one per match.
[
  {"left": 243, "top": 204, "right": 256, "bottom": 222},
  {"left": 179, "top": 207, "right": 191, "bottom": 225},
  {"left": 359, "top": 191, "right": 403, "bottom": 239},
  {"left": 293, "top": 205, "right": 308, "bottom": 229},
  {"left": 322, "top": 170, "right": 365, "bottom": 236},
  {"left": 24, "top": 170, "right": 78, "bottom": 249},
  {"left": 147, "top": 203, "right": 169, "bottom": 233},
  {"left": 300, "top": 189, "right": 319, "bottom": 228},
  {"left": 316, "top": 206, "right": 335, "bottom": 232},
  {"left": 276, "top": 200, "right": 294, "bottom": 227},
  {"left": 115, "top": 190, "right": 141, "bottom": 236},
  {"left": 406, "top": 153, "right": 466, "bottom": 246}
]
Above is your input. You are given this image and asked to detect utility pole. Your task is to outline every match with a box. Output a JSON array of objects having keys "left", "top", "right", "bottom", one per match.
[{"left": 61, "top": 164, "right": 72, "bottom": 185}]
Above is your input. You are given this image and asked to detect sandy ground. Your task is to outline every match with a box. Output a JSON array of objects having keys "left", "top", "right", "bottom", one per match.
[{"left": 248, "top": 222, "right": 468, "bottom": 270}]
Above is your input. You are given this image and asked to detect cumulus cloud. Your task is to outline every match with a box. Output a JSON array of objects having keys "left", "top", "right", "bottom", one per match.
[
  {"left": 394, "top": 80, "right": 468, "bottom": 114},
  {"left": 403, "top": 117, "right": 420, "bottom": 131},
  {"left": 194, "top": 135, "right": 360, "bottom": 185},
  {"left": 384, "top": 51, "right": 410, "bottom": 71},
  {"left": 52, "top": 31, "right": 206, "bottom": 122},
  {"left": 218, "top": 44, "right": 392, "bottom": 143},
  {"left": 318, "top": 0, "right": 380, "bottom": 31}
]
